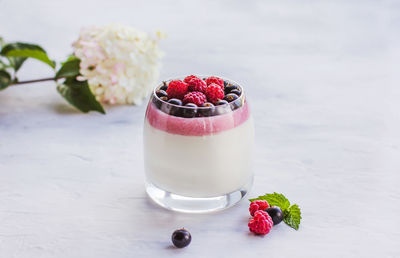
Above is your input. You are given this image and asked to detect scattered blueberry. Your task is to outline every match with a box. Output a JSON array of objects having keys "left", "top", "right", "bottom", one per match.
[
  {"left": 183, "top": 103, "right": 197, "bottom": 118},
  {"left": 230, "top": 89, "right": 241, "bottom": 96},
  {"left": 265, "top": 206, "right": 284, "bottom": 225},
  {"left": 216, "top": 99, "right": 228, "bottom": 105},
  {"left": 156, "top": 89, "right": 168, "bottom": 98},
  {"left": 171, "top": 229, "right": 191, "bottom": 248},
  {"left": 168, "top": 98, "right": 183, "bottom": 106},
  {"left": 224, "top": 85, "right": 239, "bottom": 95},
  {"left": 224, "top": 93, "right": 239, "bottom": 102}
]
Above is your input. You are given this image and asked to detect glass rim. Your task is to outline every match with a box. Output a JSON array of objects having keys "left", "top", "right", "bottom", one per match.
[{"left": 152, "top": 75, "right": 246, "bottom": 110}]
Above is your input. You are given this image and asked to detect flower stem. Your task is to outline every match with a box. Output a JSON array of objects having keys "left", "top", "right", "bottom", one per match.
[{"left": 11, "top": 77, "right": 58, "bottom": 86}]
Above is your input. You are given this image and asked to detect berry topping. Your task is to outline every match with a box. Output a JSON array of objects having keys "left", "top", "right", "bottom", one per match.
[
  {"left": 249, "top": 200, "right": 270, "bottom": 216},
  {"left": 185, "top": 103, "right": 197, "bottom": 107},
  {"left": 156, "top": 89, "right": 168, "bottom": 98},
  {"left": 216, "top": 99, "right": 228, "bottom": 105},
  {"left": 205, "top": 76, "right": 224, "bottom": 88},
  {"left": 224, "top": 93, "right": 239, "bottom": 102},
  {"left": 265, "top": 206, "right": 284, "bottom": 225},
  {"left": 230, "top": 89, "right": 241, "bottom": 96},
  {"left": 168, "top": 98, "right": 183, "bottom": 106},
  {"left": 224, "top": 85, "right": 239, "bottom": 95},
  {"left": 248, "top": 210, "right": 273, "bottom": 235},
  {"left": 187, "top": 77, "right": 207, "bottom": 93},
  {"left": 183, "top": 75, "right": 199, "bottom": 84},
  {"left": 183, "top": 103, "right": 197, "bottom": 118},
  {"left": 171, "top": 229, "right": 191, "bottom": 248},
  {"left": 202, "top": 102, "right": 214, "bottom": 108},
  {"left": 183, "top": 91, "right": 207, "bottom": 106},
  {"left": 166, "top": 80, "right": 188, "bottom": 100},
  {"left": 205, "top": 83, "right": 225, "bottom": 104},
  {"left": 160, "top": 81, "right": 168, "bottom": 91}
]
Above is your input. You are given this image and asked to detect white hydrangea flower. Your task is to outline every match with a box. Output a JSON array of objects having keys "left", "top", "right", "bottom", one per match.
[{"left": 72, "top": 24, "right": 164, "bottom": 105}]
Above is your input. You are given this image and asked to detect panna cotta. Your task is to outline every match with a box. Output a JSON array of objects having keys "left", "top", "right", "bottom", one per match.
[{"left": 143, "top": 75, "right": 254, "bottom": 212}]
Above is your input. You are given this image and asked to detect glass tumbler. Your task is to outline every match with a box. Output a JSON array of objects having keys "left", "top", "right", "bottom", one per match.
[{"left": 143, "top": 76, "right": 254, "bottom": 213}]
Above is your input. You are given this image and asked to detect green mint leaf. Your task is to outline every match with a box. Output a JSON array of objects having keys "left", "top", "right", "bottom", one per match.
[
  {"left": 57, "top": 78, "right": 105, "bottom": 114},
  {"left": 283, "top": 204, "right": 301, "bottom": 230},
  {"left": 249, "top": 192, "right": 290, "bottom": 211},
  {"left": 0, "top": 42, "right": 55, "bottom": 69},
  {"left": 0, "top": 70, "right": 12, "bottom": 90},
  {"left": 56, "top": 57, "right": 80, "bottom": 79}
]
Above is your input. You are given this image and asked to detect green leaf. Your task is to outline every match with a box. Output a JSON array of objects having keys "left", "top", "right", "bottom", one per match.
[
  {"left": 57, "top": 78, "right": 105, "bottom": 114},
  {"left": 7, "top": 56, "right": 26, "bottom": 71},
  {"left": 0, "top": 42, "right": 55, "bottom": 69},
  {"left": 0, "top": 60, "right": 7, "bottom": 70},
  {"left": 56, "top": 57, "right": 80, "bottom": 79},
  {"left": 249, "top": 192, "right": 291, "bottom": 211},
  {"left": 283, "top": 204, "right": 301, "bottom": 230},
  {"left": 0, "top": 70, "right": 12, "bottom": 90}
]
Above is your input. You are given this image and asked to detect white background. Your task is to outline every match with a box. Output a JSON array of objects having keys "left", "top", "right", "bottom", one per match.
[{"left": 1, "top": 0, "right": 399, "bottom": 257}]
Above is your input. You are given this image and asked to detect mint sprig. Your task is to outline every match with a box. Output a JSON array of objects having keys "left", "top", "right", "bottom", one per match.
[{"left": 249, "top": 192, "right": 302, "bottom": 230}]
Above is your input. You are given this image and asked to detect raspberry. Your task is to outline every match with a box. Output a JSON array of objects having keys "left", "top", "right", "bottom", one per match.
[
  {"left": 205, "top": 76, "right": 224, "bottom": 88},
  {"left": 248, "top": 210, "right": 273, "bottom": 235},
  {"left": 167, "top": 80, "right": 188, "bottom": 100},
  {"left": 249, "top": 200, "right": 270, "bottom": 216},
  {"left": 183, "top": 75, "right": 199, "bottom": 84},
  {"left": 205, "top": 83, "right": 224, "bottom": 104},
  {"left": 187, "top": 77, "right": 207, "bottom": 93},
  {"left": 183, "top": 91, "right": 207, "bottom": 106}
]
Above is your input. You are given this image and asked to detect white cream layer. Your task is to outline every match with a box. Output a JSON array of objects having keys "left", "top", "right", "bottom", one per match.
[{"left": 144, "top": 117, "right": 254, "bottom": 197}]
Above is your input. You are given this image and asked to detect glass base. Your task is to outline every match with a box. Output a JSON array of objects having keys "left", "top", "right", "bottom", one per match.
[{"left": 145, "top": 178, "right": 253, "bottom": 213}]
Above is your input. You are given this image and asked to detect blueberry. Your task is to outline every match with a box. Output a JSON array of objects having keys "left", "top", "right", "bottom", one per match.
[
  {"left": 224, "top": 85, "right": 239, "bottom": 95},
  {"left": 171, "top": 229, "right": 191, "bottom": 248},
  {"left": 224, "top": 93, "right": 239, "bottom": 102},
  {"left": 230, "top": 89, "right": 241, "bottom": 96},
  {"left": 216, "top": 99, "right": 228, "bottom": 105},
  {"left": 185, "top": 103, "right": 197, "bottom": 107},
  {"left": 168, "top": 98, "right": 182, "bottom": 106},
  {"left": 265, "top": 206, "right": 284, "bottom": 225},
  {"left": 224, "top": 81, "right": 228, "bottom": 87},
  {"left": 199, "top": 102, "right": 214, "bottom": 117},
  {"left": 156, "top": 89, "right": 168, "bottom": 98},
  {"left": 183, "top": 103, "right": 197, "bottom": 118},
  {"left": 160, "top": 81, "right": 168, "bottom": 91}
]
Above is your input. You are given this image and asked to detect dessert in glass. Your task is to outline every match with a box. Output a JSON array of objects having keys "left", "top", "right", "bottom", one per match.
[{"left": 143, "top": 75, "right": 254, "bottom": 213}]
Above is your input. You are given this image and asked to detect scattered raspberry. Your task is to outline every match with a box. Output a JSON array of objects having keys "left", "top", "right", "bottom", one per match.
[
  {"left": 248, "top": 210, "right": 273, "bottom": 235},
  {"left": 183, "top": 75, "right": 199, "bottom": 84},
  {"left": 249, "top": 200, "right": 270, "bottom": 216},
  {"left": 183, "top": 91, "right": 207, "bottom": 106},
  {"left": 205, "top": 76, "right": 224, "bottom": 88},
  {"left": 205, "top": 83, "right": 224, "bottom": 104},
  {"left": 187, "top": 77, "right": 207, "bottom": 93},
  {"left": 167, "top": 80, "right": 188, "bottom": 100}
]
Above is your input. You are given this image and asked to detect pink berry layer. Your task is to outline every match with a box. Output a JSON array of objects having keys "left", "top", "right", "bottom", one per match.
[{"left": 145, "top": 101, "right": 251, "bottom": 136}]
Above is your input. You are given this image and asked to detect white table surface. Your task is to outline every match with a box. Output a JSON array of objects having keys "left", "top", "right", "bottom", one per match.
[{"left": 1, "top": 0, "right": 399, "bottom": 257}]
